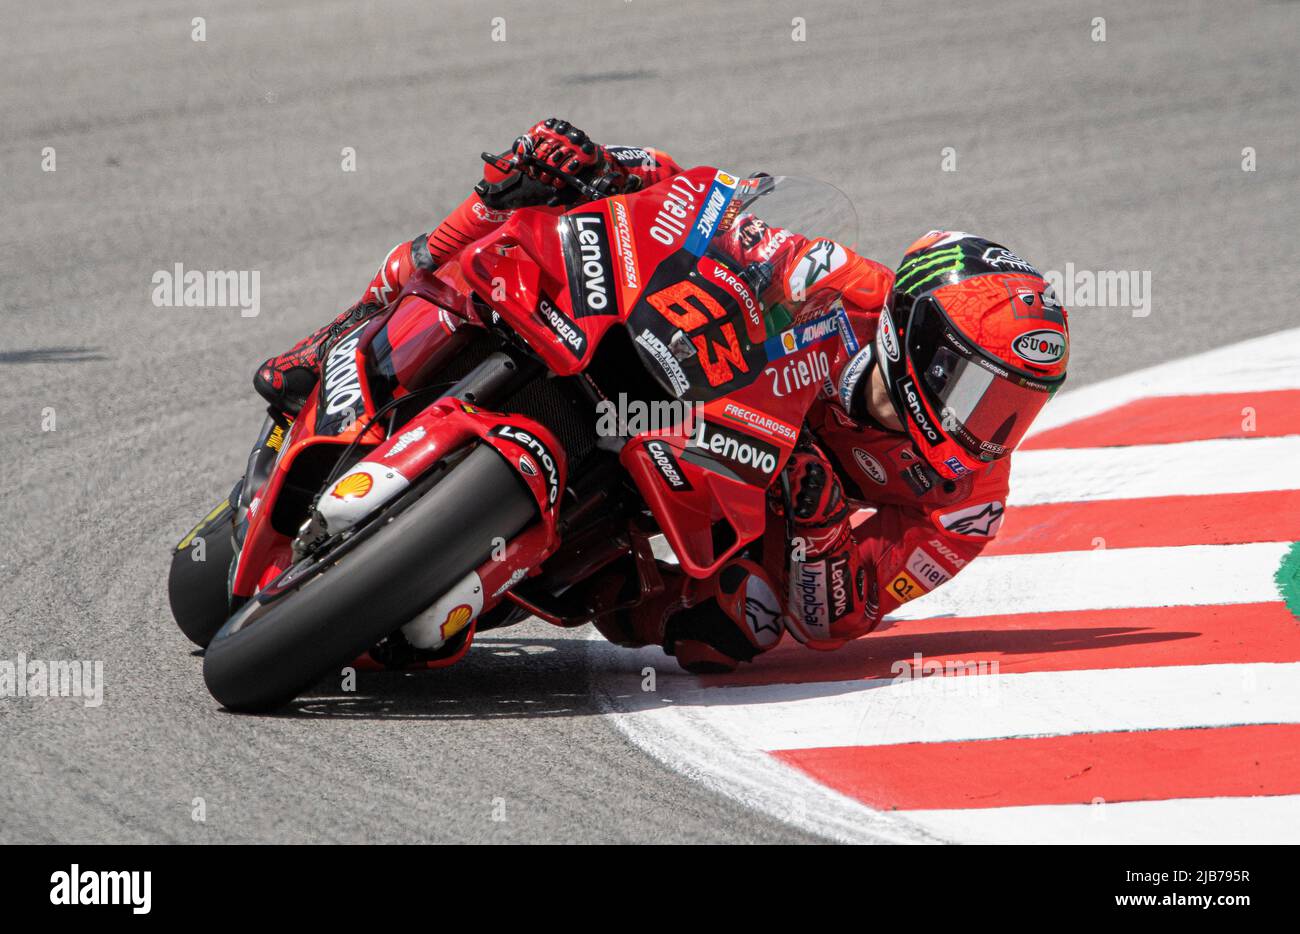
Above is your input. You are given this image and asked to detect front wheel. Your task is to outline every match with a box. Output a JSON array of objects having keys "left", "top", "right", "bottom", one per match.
[
  {"left": 168, "top": 493, "right": 238, "bottom": 648},
  {"left": 202, "top": 444, "right": 537, "bottom": 712}
]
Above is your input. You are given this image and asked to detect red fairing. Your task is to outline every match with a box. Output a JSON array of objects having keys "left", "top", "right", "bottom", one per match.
[
  {"left": 455, "top": 167, "right": 719, "bottom": 375},
  {"left": 380, "top": 400, "right": 567, "bottom": 530}
]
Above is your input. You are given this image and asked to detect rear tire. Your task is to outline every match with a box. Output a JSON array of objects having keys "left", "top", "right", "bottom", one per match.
[{"left": 202, "top": 445, "right": 536, "bottom": 712}]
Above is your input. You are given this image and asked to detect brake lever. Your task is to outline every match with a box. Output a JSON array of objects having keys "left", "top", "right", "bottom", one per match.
[
  {"left": 477, "top": 150, "right": 618, "bottom": 209},
  {"left": 480, "top": 151, "right": 517, "bottom": 174},
  {"left": 514, "top": 151, "right": 604, "bottom": 202}
]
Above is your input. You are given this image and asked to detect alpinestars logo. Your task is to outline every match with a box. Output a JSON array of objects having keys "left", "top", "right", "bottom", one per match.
[
  {"left": 564, "top": 213, "right": 615, "bottom": 317},
  {"left": 938, "top": 500, "right": 1005, "bottom": 537},
  {"left": 787, "top": 239, "right": 847, "bottom": 297},
  {"left": 899, "top": 377, "right": 942, "bottom": 444},
  {"left": 743, "top": 575, "right": 784, "bottom": 648}
]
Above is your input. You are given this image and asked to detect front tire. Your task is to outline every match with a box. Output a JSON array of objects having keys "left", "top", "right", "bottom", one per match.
[
  {"left": 202, "top": 444, "right": 536, "bottom": 712},
  {"left": 168, "top": 496, "right": 238, "bottom": 648}
]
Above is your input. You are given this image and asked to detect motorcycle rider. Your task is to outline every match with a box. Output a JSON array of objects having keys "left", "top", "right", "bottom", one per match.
[{"left": 253, "top": 118, "right": 1070, "bottom": 673}]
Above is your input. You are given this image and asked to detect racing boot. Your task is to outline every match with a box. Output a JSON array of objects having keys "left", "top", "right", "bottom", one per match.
[{"left": 253, "top": 301, "right": 380, "bottom": 416}]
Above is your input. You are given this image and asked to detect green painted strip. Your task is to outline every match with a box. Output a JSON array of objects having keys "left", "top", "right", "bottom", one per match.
[{"left": 1276, "top": 541, "right": 1300, "bottom": 621}]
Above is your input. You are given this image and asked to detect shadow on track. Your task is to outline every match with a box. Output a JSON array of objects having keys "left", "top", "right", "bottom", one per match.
[
  {"left": 247, "top": 637, "right": 602, "bottom": 722},
  {"left": 213, "top": 620, "right": 1202, "bottom": 719},
  {"left": 0, "top": 346, "right": 108, "bottom": 364}
]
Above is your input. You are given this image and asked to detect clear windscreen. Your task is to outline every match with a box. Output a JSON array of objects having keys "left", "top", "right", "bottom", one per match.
[{"left": 719, "top": 175, "right": 860, "bottom": 256}]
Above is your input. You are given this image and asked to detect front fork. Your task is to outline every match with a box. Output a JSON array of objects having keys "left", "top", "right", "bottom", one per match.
[
  {"left": 232, "top": 409, "right": 294, "bottom": 548},
  {"left": 308, "top": 347, "right": 565, "bottom": 650}
]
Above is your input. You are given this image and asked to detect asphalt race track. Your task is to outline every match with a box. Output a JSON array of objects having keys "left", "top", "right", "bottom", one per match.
[{"left": 2, "top": 0, "right": 1297, "bottom": 842}]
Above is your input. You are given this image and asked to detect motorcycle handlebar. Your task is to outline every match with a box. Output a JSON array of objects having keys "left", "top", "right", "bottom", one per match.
[{"left": 476, "top": 151, "right": 622, "bottom": 209}]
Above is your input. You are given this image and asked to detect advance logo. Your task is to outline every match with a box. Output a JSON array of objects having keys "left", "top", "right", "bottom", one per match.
[
  {"left": 683, "top": 172, "right": 737, "bottom": 256},
  {"left": 50, "top": 865, "right": 151, "bottom": 915}
]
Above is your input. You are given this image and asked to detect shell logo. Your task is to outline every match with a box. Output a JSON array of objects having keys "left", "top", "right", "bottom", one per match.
[
  {"left": 331, "top": 471, "right": 374, "bottom": 500},
  {"left": 440, "top": 604, "right": 474, "bottom": 640}
]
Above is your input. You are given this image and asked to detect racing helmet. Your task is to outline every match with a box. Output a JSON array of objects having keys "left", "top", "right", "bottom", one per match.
[{"left": 876, "top": 231, "right": 1069, "bottom": 481}]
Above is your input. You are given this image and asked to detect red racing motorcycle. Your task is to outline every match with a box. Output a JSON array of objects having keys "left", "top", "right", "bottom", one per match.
[{"left": 168, "top": 161, "right": 860, "bottom": 711}]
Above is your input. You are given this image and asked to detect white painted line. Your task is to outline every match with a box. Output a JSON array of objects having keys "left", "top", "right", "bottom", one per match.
[
  {"left": 901, "top": 794, "right": 1300, "bottom": 845},
  {"left": 1009, "top": 435, "right": 1300, "bottom": 505},
  {"left": 584, "top": 637, "right": 942, "bottom": 844},
  {"left": 1027, "top": 326, "right": 1300, "bottom": 436},
  {"left": 656, "top": 662, "right": 1300, "bottom": 751},
  {"left": 887, "top": 541, "right": 1288, "bottom": 620}
]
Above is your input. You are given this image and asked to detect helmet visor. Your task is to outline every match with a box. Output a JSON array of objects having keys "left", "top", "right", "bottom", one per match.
[{"left": 909, "top": 297, "right": 1060, "bottom": 460}]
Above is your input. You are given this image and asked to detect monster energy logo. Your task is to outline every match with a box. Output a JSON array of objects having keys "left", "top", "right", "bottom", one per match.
[{"left": 894, "top": 245, "right": 965, "bottom": 295}]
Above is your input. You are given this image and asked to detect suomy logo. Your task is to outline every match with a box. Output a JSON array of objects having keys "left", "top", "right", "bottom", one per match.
[
  {"left": 852, "top": 448, "right": 888, "bottom": 484},
  {"left": 877, "top": 309, "right": 901, "bottom": 362},
  {"left": 1012, "top": 329, "right": 1066, "bottom": 365}
]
